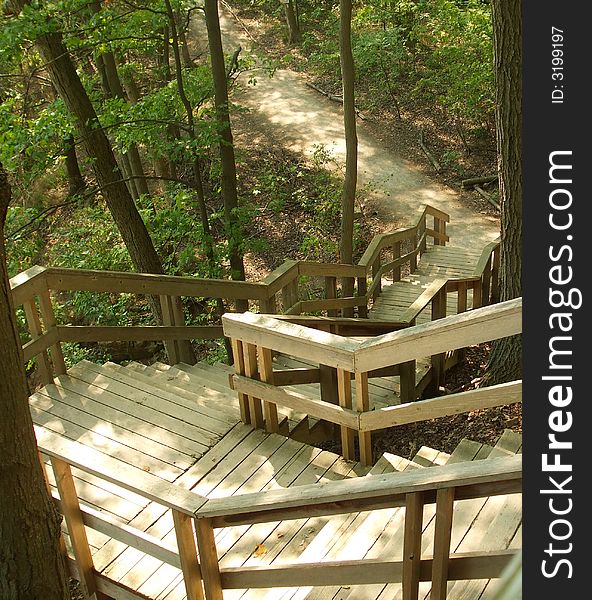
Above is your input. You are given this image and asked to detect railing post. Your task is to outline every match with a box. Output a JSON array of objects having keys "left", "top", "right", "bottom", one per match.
[
  {"left": 357, "top": 275, "right": 368, "bottom": 318},
  {"left": 50, "top": 457, "right": 99, "bottom": 599},
  {"left": 403, "top": 491, "right": 425, "bottom": 600},
  {"left": 399, "top": 360, "right": 417, "bottom": 403},
  {"left": 419, "top": 214, "right": 427, "bottom": 254},
  {"left": 456, "top": 282, "right": 468, "bottom": 362},
  {"left": 38, "top": 288, "right": 66, "bottom": 376},
  {"left": 324, "top": 276, "right": 338, "bottom": 317},
  {"left": 230, "top": 339, "right": 250, "bottom": 424},
  {"left": 337, "top": 369, "right": 355, "bottom": 461},
  {"left": 481, "top": 257, "right": 492, "bottom": 307},
  {"left": 355, "top": 371, "right": 372, "bottom": 466},
  {"left": 281, "top": 279, "right": 298, "bottom": 314},
  {"left": 431, "top": 487, "right": 455, "bottom": 600},
  {"left": 195, "top": 518, "right": 223, "bottom": 600},
  {"left": 259, "top": 294, "right": 277, "bottom": 314},
  {"left": 491, "top": 245, "right": 501, "bottom": 303},
  {"left": 244, "top": 343, "right": 264, "bottom": 428},
  {"left": 392, "top": 241, "right": 401, "bottom": 282},
  {"left": 410, "top": 232, "right": 418, "bottom": 273},
  {"left": 428, "top": 288, "right": 447, "bottom": 395},
  {"left": 172, "top": 511, "right": 205, "bottom": 600},
  {"left": 258, "top": 346, "right": 279, "bottom": 433},
  {"left": 372, "top": 257, "right": 382, "bottom": 300},
  {"left": 23, "top": 298, "right": 53, "bottom": 385}
]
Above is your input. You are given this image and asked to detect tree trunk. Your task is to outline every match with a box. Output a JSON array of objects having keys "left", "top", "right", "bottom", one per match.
[
  {"left": 63, "top": 134, "right": 86, "bottom": 197},
  {"left": 339, "top": 0, "right": 357, "bottom": 317},
  {"left": 204, "top": 0, "right": 246, "bottom": 294},
  {"left": 485, "top": 0, "right": 522, "bottom": 384},
  {"left": 284, "top": 1, "right": 301, "bottom": 44},
  {"left": 0, "top": 164, "right": 70, "bottom": 600}
]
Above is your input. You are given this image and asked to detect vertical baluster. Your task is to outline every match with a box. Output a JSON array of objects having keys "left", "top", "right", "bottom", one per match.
[
  {"left": 337, "top": 368, "right": 355, "bottom": 461},
  {"left": 357, "top": 275, "right": 368, "bottom": 318},
  {"left": 392, "top": 241, "right": 401, "bottom": 282},
  {"left": 258, "top": 346, "right": 279, "bottom": 433},
  {"left": 431, "top": 488, "right": 455, "bottom": 600},
  {"left": 419, "top": 215, "right": 427, "bottom": 253},
  {"left": 355, "top": 371, "right": 372, "bottom": 466},
  {"left": 402, "top": 491, "right": 425, "bottom": 600},
  {"left": 195, "top": 518, "right": 223, "bottom": 600},
  {"left": 399, "top": 360, "right": 417, "bottom": 403},
  {"left": 482, "top": 257, "right": 492, "bottom": 307},
  {"left": 160, "top": 294, "right": 180, "bottom": 365},
  {"left": 172, "top": 511, "right": 204, "bottom": 600},
  {"left": 325, "top": 276, "right": 338, "bottom": 317},
  {"left": 23, "top": 297, "right": 52, "bottom": 385},
  {"left": 50, "top": 457, "right": 98, "bottom": 599},
  {"left": 372, "top": 257, "right": 381, "bottom": 300},
  {"left": 38, "top": 288, "right": 66, "bottom": 375},
  {"left": 410, "top": 231, "right": 418, "bottom": 272},
  {"left": 244, "top": 343, "right": 264, "bottom": 428},
  {"left": 230, "top": 339, "right": 250, "bottom": 424},
  {"left": 491, "top": 245, "right": 501, "bottom": 303},
  {"left": 456, "top": 282, "right": 468, "bottom": 362},
  {"left": 429, "top": 288, "right": 447, "bottom": 394}
]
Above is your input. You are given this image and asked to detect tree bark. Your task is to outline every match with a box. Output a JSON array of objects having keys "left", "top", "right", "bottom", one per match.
[
  {"left": 339, "top": 0, "right": 357, "bottom": 316},
  {"left": 63, "top": 134, "right": 86, "bottom": 197},
  {"left": 284, "top": 1, "right": 301, "bottom": 44},
  {"left": 0, "top": 164, "right": 70, "bottom": 600},
  {"left": 204, "top": 0, "right": 247, "bottom": 309},
  {"left": 485, "top": 0, "right": 522, "bottom": 384}
]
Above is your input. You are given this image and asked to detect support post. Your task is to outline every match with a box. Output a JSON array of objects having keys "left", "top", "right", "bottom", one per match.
[
  {"left": 402, "top": 491, "right": 424, "bottom": 600},
  {"left": 172, "top": 511, "right": 205, "bottom": 600},
  {"left": 160, "top": 294, "right": 180, "bottom": 365},
  {"left": 230, "top": 339, "right": 250, "bottom": 424},
  {"left": 195, "top": 518, "right": 223, "bottom": 600},
  {"left": 244, "top": 343, "right": 264, "bottom": 428},
  {"left": 324, "top": 276, "right": 338, "bottom": 317},
  {"left": 23, "top": 297, "right": 53, "bottom": 385},
  {"left": 337, "top": 368, "right": 355, "bottom": 461},
  {"left": 38, "top": 288, "right": 66, "bottom": 375},
  {"left": 431, "top": 487, "right": 455, "bottom": 600},
  {"left": 258, "top": 346, "right": 279, "bottom": 433},
  {"left": 355, "top": 371, "right": 372, "bottom": 466}
]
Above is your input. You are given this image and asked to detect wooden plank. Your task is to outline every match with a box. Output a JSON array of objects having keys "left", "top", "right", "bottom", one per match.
[
  {"left": 298, "top": 296, "right": 368, "bottom": 313},
  {"left": 355, "top": 372, "right": 372, "bottom": 466},
  {"left": 31, "top": 387, "right": 204, "bottom": 471},
  {"left": 359, "top": 381, "right": 522, "bottom": 432},
  {"left": 222, "top": 312, "right": 358, "bottom": 372},
  {"left": 231, "top": 339, "right": 250, "bottom": 424},
  {"left": 57, "top": 325, "right": 224, "bottom": 343},
  {"left": 198, "top": 456, "right": 522, "bottom": 525},
  {"left": 258, "top": 346, "right": 279, "bottom": 433},
  {"left": 64, "top": 364, "right": 226, "bottom": 440},
  {"left": 45, "top": 267, "right": 268, "bottom": 300},
  {"left": 298, "top": 261, "right": 366, "bottom": 278},
  {"left": 34, "top": 426, "right": 207, "bottom": 515},
  {"left": 260, "top": 259, "right": 299, "bottom": 295},
  {"left": 272, "top": 368, "right": 321, "bottom": 386},
  {"left": 337, "top": 368, "right": 355, "bottom": 461},
  {"left": 172, "top": 511, "right": 204, "bottom": 600},
  {"left": 9, "top": 264, "right": 47, "bottom": 305},
  {"left": 231, "top": 375, "right": 360, "bottom": 430},
  {"left": 38, "top": 288, "right": 67, "bottom": 375},
  {"left": 431, "top": 488, "right": 455, "bottom": 600},
  {"left": 402, "top": 492, "right": 424, "bottom": 600},
  {"left": 217, "top": 552, "right": 516, "bottom": 589},
  {"left": 50, "top": 457, "right": 98, "bottom": 598},
  {"left": 23, "top": 298, "right": 53, "bottom": 384},
  {"left": 195, "top": 519, "right": 224, "bottom": 600},
  {"left": 356, "top": 299, "right": 522, "bottom": 372},
  {"left": 244, "top": 343, "right": 264, "bottom": 429}
]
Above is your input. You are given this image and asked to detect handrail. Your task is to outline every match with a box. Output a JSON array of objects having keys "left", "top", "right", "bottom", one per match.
[{"left": 194, "top": 455, "right": 522, "bottom": 522}]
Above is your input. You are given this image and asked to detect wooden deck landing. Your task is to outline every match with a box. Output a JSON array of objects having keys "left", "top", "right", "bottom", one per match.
[
  {"left": 30, "top": 360, "right": 521, "bottom": 600},
  {"left": 370, "top": 245, "right": 483, "bottom": 323}
]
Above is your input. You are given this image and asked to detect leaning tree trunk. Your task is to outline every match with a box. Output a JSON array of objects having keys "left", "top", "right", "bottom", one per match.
[
  {"left": 63, "top": 134, "right": 86, "bottom": 197},
  {"left": 339, "top": 0, "right": 358, "bottom": 317},
  {"left": 0, "top": 164, "right": 70, "bottom": 600},
  {"left": 11, "top": 0, "right": 199, "bottom": 364},
  {"left": 204, "top": 0, "right": 247, "bottom": 310},
  {"left": 484, "top": 0, "right": 522, "bottom": 384}
]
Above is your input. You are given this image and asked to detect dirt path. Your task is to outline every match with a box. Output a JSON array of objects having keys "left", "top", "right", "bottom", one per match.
[{"left": 194, "top": 6, "right": 500, "bottom": 251}]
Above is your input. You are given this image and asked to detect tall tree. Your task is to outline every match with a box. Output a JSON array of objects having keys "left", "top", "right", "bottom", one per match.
[
  {"left": 283, "top": 0, "right": 301, "bottom": 44},
  {"left": 10, "top": 0, "right": 196, "bottom": 364},
  {"left": 485, "top": 0, "right": 522, "bottom": 383},
  {"left": 203, "top": 0, "right": 247, "bottom": 308},
  {"left": 0, "top": 164, "right": 70, "bottom": 600},
  {"left": 339, "top": 0, "right": 357, "bottom": 315}
]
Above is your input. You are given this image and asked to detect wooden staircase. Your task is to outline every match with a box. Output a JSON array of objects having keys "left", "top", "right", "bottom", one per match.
[{"left": 31, "top": 359, "right": 521, "bottom": 600}]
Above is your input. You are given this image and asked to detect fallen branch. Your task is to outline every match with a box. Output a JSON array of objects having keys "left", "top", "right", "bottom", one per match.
[
  {"left": 419, "top": 130, "right": 442, "bottom": 172},
  {"left": 461, "top": 174, "right": 498, "bottom": 188},
  {"left": 474, "top": 185, "right": 500, "bottom": 210},
  {"left": 305, "top": 82, "right": 369, "bottom": 121}
]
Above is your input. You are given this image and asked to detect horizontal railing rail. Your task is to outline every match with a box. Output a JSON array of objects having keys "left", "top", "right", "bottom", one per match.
[
  {"left": 223, "top": 298, "right": 522, "bottom": 465},
  {"left": 35, "top": 419, "right": 521, "bottom": 600}
]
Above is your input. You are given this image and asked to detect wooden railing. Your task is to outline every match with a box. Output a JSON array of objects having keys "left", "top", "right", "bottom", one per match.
[
  {"left": 9, "top": 203, "right": 500, "bottom": 386},
  {"left": 224, "top": 298, "right": 522, "bottom": 466},
  {"left": 35, "top": 422, "right": 521, "bottom": 600}
]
